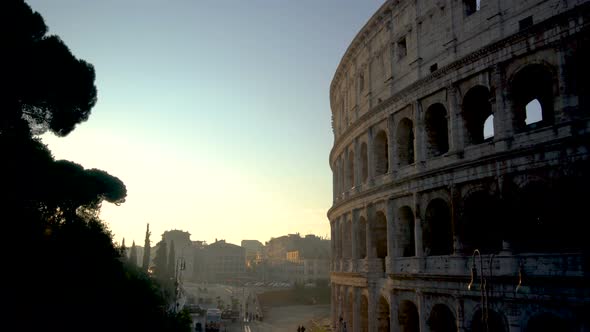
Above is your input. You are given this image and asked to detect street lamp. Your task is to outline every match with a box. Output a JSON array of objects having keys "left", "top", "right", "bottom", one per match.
[{"left": 467, "top": 249, "right": 495, "bottom": 332}]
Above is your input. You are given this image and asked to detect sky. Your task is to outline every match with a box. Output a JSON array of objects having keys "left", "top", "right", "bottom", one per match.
[{"left": 27, "top": 0, "right": 385, "bottom": 246}]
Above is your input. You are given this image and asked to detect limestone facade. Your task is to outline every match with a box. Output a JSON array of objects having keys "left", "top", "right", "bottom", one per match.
[{"left": 328, "top": 1, "right": 590, "bottom": 331}]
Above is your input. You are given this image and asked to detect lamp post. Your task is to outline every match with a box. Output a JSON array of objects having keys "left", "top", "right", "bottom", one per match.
[{"left": 467, "top": 249, "right": 495, "bottom": 332}]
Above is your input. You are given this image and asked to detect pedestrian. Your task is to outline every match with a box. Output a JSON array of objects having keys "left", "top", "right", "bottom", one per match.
[
  {"left": 301, "top": 325, "right": 306, "bottom": 332},
  {"left": 342, "top": 322, "right": 347, "bottom": 332},
  {"left": 297, "top": 326, "right": 301, "bottom": 332}
]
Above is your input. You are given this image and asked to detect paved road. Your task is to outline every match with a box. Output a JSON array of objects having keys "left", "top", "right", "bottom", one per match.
[{"left": 184, "top": 282, "right": 329, "bottom": 332}]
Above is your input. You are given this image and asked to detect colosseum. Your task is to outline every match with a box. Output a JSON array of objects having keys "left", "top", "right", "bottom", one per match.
[{"left": 328, "top": 1, "right": 590, "bottom": 331}]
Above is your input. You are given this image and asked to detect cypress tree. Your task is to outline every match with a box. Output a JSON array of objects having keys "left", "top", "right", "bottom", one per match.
[
  {"left": 129, "top": 241, "right": 138, "bottom": 266},
  {"left": 142, "top": 223, "right": 151, "bottom": 272}
]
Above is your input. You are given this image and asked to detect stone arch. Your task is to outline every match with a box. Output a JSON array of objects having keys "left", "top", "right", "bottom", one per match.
[
  {"left": 423, "top": 198, "right": 453, "bottom": 256},
  {"left": 359, "top": 216, "right": 367, "bottom": 259},
  {"left": 360, "top": 294, "right": 369, "bottom": 332},
  {"left": 509, "top": 63, "right": 555, "bottom": 131},
  {"left": 427, "top": 303, "right": 457, "bottom": 332},
  {"left": 471, "top": 308, "right": 508, "bottom": 332},
  {"left": 378, "top": 295, "right": 391, "bottom": 332},
  {"left": 397, "top": 118, "right": 415, "bottom": 166},
  {"left": 346, "top": 148, "right": 355, "bottom": 189},
  {"left": 399, "top": 300, "right": 419, "bottom": 332},
  {"left": 360, "top": 141, "right": 368, "bottom": 183},
  {"left": 398, "top": 206, "right": 415, "bottom": 257},
  {"left": 459, "top": 190, "right": 502, "bottom": 254},
  {"left": 374, "top": 130, "right": 389, "bottom": 175},
  {"left": 425, "top": 103, "right": 449, "bottom": 158},
  {"left": 526, "top": 313, "right": 572, "bottom": 332},
  {"left": 462, "top": 85, "right": 493, "bottom": 144},
  {"left": 374, "top": 210, "right": 388, "bottom": 259}
]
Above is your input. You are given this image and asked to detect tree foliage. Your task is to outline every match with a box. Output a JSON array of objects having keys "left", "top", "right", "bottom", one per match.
[
  {"left": 1, "top": 1, "right": 188, "bottom": 331},
  {"left": 1, "top": 0, "right": 96, "bottom": 137}
]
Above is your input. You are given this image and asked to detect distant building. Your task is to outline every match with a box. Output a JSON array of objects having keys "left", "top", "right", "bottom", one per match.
[
  {"left": 241, "top": 239, "right": 264, "bottom": 268},
  {"left": 162, "top": 230, "right": 194, "bottom": 279},
  {"left": 261, "top": 234, "right": 330, "bottom": 283},
  {"left": 193, "top": 240, "right": 246, "bottom": 283}
]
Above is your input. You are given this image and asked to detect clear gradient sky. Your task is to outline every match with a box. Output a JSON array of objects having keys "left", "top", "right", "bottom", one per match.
[{"left": 27, "top": 0, "right": 385, "bottom": 247}]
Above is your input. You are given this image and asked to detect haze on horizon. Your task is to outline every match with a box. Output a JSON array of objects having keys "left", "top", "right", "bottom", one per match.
[{"left": 28, "top": 0, "right": 385, "bottom": 246}]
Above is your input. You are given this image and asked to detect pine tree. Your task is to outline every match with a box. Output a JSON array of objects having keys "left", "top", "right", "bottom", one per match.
[
  {"left": 129, "top": 241, "right": 138, "bottom": 266},
  {"left": 142, "top": 223, "right": 151, "bottom": 272}
]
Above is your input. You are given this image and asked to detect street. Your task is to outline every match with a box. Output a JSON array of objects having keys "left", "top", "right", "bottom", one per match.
[{"left": 183, "top": 282, "right": 330, "bottom": 332}]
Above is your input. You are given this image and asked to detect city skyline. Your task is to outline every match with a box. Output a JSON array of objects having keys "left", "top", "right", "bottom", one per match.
[{"left": 28, "top": 0, "right": 385, "bottom": 245}]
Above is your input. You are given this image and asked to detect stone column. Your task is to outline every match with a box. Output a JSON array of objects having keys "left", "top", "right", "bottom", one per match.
[
  {"left": 390, "top": 296, "right": 400, "bottom": 332},
  {"left": 352, "top": 287, "right": 361, "bottom": 332},
  {"left": 386, "top": 199, "right": 397, "bottom": 274},
  {"left": 556, "top": 47, "right": 577, "bottom": 121},
  {"left": 387, "top": 114, "right": 396, "bottom": 175},
  {"left": 331, "top": 220, "right": 336, "bottom": 269},
  {"left": 331, "top": 283, "right": 338, "bottom": 329},
  {"left": 447, "top": 84, "right": 464, "bottom": 153},
  {"left": 490, "top": 64, "right": 512, "bottom": 150},
  {"left": 416, "top": 291, "right": 428, "bottom": 332},
  {"left": 333, "top": 165, "right": 337, "bottom": 202},
  {"left": 368, "top": 127, "right": 375, "bottom": 182},
  {"left": 352, "top": 209, "right": 359, "bottom": 261},
  {"left": 368, "top": 286, "right": 378, "bottom": 332},
  {"left": 367, "top": 205, "right": 376, "bottom": 259},
  {"left": 450, "top": 184, "right": 463, "bottom": 255},
  {"left": 413, "top": 193, "right": 424, "bottom": 257},
  {"left": 354, "top": 138, "right": 361, "bottom": 189},
  {"left": 414, "top": 101, "right": 426, "bottom": 165}
]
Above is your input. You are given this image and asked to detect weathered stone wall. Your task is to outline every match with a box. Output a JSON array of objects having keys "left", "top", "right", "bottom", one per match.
[{"left": 328, "top": 0, "right": 590, "bottom": 331}]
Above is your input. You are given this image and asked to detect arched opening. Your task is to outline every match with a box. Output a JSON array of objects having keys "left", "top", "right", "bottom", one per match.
[
  {"left": 423, "top": 199, "right": 453, "bottom": 256},
  {"left": 360, "top": 295, "right": 369, "bottom": 332},
  {"left": 347, "top": 149, "right": 355, "bottom": 189},
  {"left": 399, "top": 300, "right": 419, "bottom": 332},
  {"left": 526, "top": 313, "right": 571, "bottom": 332},
  {"left": 374, "top": 211, "right": 388, "bottom": 259},
  {"left": 425, "top": 103, "right": 449, "bottom": 157},
  {"left": 359, "top": 216, "right": 367, "bottom": 259},
  {"left": 374, "top": 130, "right": 389, "bottom": 176},
  {"left": 378, "top": 296, "right": 390, "bottom": 332},
  {"left": 512, "top": 182, "right": 563, "bottom": 253},
  {"left": 398, "top": 206, "right": 415, "bottom": 257},
  {"left": 463, "top": 85, "right": 493, "bottom": 145},
  {"left": 510, "top": 64, "right": 554, "bottom": 131},
  {"left": 361, "top": 142, "right": 368, "bottom": 183},
  {"left": 460, "top": 191, "right": 502, "bottom": 254},
  {"left": 427, "top": 304, "right": 457, "bottom": 332},
  {"left": 472, "top": 309, "right": 508, "bottom": 332},
  {"left": 397, "top": 118, "right": 415, "bottom": 166}
]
